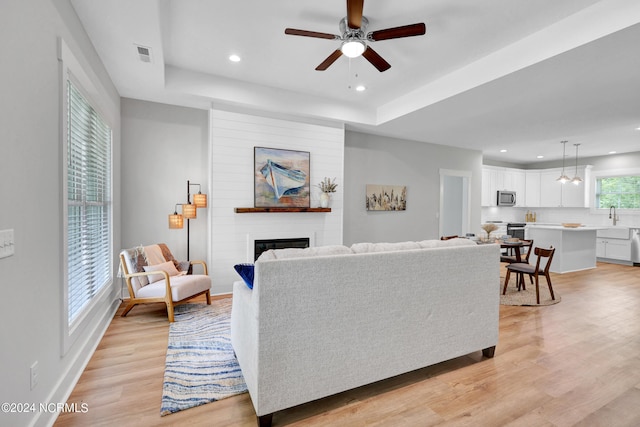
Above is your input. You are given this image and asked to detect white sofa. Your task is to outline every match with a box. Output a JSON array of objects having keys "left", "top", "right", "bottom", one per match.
[{"left": 231, "top": 239, "right": 500, "bottom": 426}]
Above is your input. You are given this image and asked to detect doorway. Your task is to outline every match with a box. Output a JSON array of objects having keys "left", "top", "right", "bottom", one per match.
[{"left": 439, "top": 169, "right": 471, "bottom": 238}]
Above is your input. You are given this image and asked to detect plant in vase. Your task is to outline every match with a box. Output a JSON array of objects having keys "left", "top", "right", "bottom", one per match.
[
  {"left": 317, "top": 177, "right": 337, "bottom": 208},
  {"left": 481, "top": 223, "right": 498, "bottom": 242}
]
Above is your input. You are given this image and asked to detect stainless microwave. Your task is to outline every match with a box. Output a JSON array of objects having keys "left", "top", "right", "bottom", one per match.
[{"left": 497, "top": 191, "right": 516, "bottom": 206}]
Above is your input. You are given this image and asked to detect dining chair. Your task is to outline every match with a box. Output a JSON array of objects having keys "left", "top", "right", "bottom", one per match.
[
  {"left": 500, "top": 239, "right": 534, "bottom": 264},
  {"left": 503, "top": 246, "right": 556, "bottom": 305}
]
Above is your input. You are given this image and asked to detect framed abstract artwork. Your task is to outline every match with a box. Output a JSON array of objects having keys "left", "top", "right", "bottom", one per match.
[
  {"left": 366, "top": 184, "right": 407, "bottom": 211},
  {"left": 254, "top": 147, "right": 310, "bottom": 208}
]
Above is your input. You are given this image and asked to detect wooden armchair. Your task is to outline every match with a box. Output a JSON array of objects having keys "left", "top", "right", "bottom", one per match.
[{"left": 119, "top": 244, "right": 211, "bottom": 322}]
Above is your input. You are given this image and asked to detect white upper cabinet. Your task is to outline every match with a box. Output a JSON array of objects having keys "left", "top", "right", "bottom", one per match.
[
  {"left": 525, "top": 171, "right": 540, "bottom": 207},
  {"left": 539, "top": 170, "right": 562, "bottom": 207},
  {"left": 482, "top": 165, "right": 591, "bottom": 208},
  {"left": 481, "top": 166, "right": 526, "bottom": 207}
]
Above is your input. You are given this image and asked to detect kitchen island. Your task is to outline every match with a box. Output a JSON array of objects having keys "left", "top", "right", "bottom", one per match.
[{"left": 527, "top": 225, "right": 603, "bottom": 273}]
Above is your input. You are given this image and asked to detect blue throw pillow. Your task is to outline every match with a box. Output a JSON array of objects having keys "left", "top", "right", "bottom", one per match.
[{"left": 234, "top": 263, "right": 254, "bottom": 289}]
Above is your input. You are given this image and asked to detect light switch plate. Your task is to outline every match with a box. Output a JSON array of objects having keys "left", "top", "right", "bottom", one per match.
[{"left": 0, "top": 229, "right": 15, "bottom": 259}]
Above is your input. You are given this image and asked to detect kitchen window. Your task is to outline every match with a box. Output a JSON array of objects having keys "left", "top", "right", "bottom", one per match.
[{"left": 595, "top": 174, "right": 640, "bottom": 209}]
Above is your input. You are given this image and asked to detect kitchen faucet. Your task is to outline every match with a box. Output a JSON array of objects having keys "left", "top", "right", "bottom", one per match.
[{"left": 609, "top": 206, "right": 619, "bottom": 226}]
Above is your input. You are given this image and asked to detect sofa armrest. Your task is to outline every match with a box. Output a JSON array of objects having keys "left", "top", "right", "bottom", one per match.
[{"left": 231, "top": 281, "right": 259, "bottom": 408}]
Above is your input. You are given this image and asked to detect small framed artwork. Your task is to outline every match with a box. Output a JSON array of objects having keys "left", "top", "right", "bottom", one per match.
[
  {"left": 254, "top": 147, "right": 310, "bottom": 208},
  {"left": 366, "top": 184, "right": 407, "bottom": 211}
]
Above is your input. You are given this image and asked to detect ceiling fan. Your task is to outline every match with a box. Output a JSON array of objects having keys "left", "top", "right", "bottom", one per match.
[{"left": 285, "top": 0, "right": 426, "bottom": 72}]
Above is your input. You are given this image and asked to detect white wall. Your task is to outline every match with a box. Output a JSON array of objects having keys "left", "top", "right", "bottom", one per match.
[
  {"left": 120, "top": 99, "right": 209, "bottom": 261},
  {"left": 344, "top": 131, "right": 483, "bottom": 244},
  {"left": 209, "top": 110, "right": 344, "bottom": 294},
  {"left": 0, "top": 1, "right": 121, "bottom": 426}
]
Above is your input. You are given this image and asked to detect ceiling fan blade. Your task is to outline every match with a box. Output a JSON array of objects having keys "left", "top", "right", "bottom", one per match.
[
  {"left": 347, "top": 0, "right": 364, "bottom": 29},
  {"left": 368, "top": 23, "right": 426, "bottom": 41},
  {"left": 362, "top": 46, "right": 391, "bottom": 72},
  {"left": 315, "top": 50, "right": 343, "bottom": 71},
  {"left": 285, "top": 28, "right": 338, "bottom": 40}
]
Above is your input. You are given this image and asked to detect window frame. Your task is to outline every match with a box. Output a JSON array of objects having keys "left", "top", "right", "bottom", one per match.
[
  {"left": 590, "top": 167, "right": 640, "bottom": 215},
  {"left": 59, "top": 39, "right": 115, "bottom": 354}
]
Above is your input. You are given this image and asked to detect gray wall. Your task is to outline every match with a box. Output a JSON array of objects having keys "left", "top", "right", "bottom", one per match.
[
  {"left": 344, "top": 131, "right": 483, "bottom": 245},
  {"left": 120, "top": 99, "right": 209, "bottom": 261},
  {"left": 0, "top": 1, "right": 121, "bottom": 426}
]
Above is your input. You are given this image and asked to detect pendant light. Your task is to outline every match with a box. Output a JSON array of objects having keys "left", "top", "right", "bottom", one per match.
[
  {"left": 556, "top": 140, "right": 570, "bottom": 184},
  {"left": 571, "top": 143, "right": 583, "bottom": 185}
]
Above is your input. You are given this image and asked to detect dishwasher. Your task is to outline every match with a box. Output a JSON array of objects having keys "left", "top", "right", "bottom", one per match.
[{"left": 632, "top": 228, "right": 640, "bottom": 266}]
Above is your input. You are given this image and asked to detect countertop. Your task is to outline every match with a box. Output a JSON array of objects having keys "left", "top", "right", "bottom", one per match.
[{"left": 526, "top": 224, "right": 604, "bottom": 231}]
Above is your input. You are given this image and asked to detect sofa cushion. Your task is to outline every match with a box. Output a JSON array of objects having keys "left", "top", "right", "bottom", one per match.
[
  {"left": 256, "top": 250, "right": 277, "bottom": 261},
  {"left": 351, "top": 241, "right": 422, "bottom": 254},
  {"left": 234, "top": 263, "right": 255, "bottom": 289},
  {"left": 143, "top": 260, "right": 181, "bottom": 284},
  {"left": 266, "top": 245, "right": 353, "bottom": 260},
  {"left": 417, "top": 238, "right": 477, "bottom": 249}
]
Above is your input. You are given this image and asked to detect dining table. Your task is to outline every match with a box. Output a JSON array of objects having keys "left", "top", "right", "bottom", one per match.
[{"left": 497, "top": 240, "right": 525, "bottom": 262}]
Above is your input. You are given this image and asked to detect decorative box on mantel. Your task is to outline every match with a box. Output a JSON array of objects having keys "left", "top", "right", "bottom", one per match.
[{"left": 234, "top": 207, "right": 331, "bottom": 213}]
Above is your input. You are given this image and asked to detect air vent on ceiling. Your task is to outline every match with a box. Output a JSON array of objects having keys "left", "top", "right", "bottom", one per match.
[{"left": 135, "top": 44, "right": 152, "bottom": 63}]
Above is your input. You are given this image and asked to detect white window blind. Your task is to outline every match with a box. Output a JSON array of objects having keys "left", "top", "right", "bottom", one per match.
[{"left": 66, "top": 81, "right": 112, "bottom": 326}]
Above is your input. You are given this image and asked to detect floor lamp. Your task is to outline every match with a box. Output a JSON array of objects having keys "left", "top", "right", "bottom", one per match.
[{"left": 168, "top": 180, "right": 207, "bottom": 260}]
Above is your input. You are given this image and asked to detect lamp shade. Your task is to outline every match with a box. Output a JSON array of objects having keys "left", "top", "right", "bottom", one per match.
[
  {"left": 182, "top": 203, "right": 197, "bottom": 219},
  {"left": 168, "top": 212, "right": 183, "bottom": 229},
  {"left": 193, "top": 192, "right": 207, "bottom": 208}
]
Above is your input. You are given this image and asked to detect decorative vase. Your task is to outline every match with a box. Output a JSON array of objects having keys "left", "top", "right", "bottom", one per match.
[{"left": 320, "top": 192, "right": 330, "bottom": 208}]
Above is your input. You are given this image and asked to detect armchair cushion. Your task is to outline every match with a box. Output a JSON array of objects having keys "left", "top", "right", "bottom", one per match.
[
  {"left": 143, "top": 260, "right": 181, "bottom": 284},
  {"left": 136, "top": 274, "right": 211, "bottom": 301}
]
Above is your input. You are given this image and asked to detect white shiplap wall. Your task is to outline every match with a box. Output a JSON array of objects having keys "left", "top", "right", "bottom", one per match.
[{"left": 209, "top": 109, "right": 345, "bottom": 294}]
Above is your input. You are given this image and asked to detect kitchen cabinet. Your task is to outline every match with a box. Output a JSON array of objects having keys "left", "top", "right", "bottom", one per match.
[
  {"left": 532, "top": 165, "right": 591, "bottom": 207},
  {"left": 525, "top": 171, "right": 540, "bottom": 207},
  {"left": 539, "top": 170, "right": 562, "bottom": 207},
  {"left": 481, "top": 168, "right": 499, "bottom": 206},
  {"left": 597, "top": 239, "right": 631, "bottom": 261},
  {"left": 481, "top": 166, "right": 525, "bottom": 207},
  {"left": 482, "top": 165, "right": 590, "bottom": 208},
  {"left": 596, "top": 227, "right": 632, "bottom": 262}
]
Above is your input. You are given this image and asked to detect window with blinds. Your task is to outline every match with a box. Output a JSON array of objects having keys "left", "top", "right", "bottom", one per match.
[{"left": 66, "top": 81, "right": 112, "bottom": 326}]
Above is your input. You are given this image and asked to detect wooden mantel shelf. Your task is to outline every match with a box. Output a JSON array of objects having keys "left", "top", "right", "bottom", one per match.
[{"left": 234, "top": 207, "right": 331, "bottom": 213}]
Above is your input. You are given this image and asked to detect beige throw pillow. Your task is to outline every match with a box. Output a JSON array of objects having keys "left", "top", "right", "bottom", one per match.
[{"left": 143, "top": 260, "right": 180, "bottom": 284}]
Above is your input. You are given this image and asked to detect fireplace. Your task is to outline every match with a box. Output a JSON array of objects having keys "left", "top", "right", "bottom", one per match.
[
  {"left": 254, "top": 237, "right": 310, "bottom": 261},
  {"left": 247, "top": 232, "right": 315, "bottom": 262}
]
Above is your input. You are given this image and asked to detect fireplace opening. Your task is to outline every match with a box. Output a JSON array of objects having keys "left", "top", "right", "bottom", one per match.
[{"left": 254, "top": 237, "right": 310, "bottom": 261}]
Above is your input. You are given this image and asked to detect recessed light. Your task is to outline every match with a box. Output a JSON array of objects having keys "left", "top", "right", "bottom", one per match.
[
  {"left": 609, "top": 151, "right": 617, "bottom": 154},
  {"left": 500, "top": 149, "right": 507, "bottom": 153},
  {"left": 229, "top": 54, "right": 241, "bottom": 62},
  {"left": 355, "top": 85, "right": 366, "bottom": 92},
  {"left": 537, "top": 155, "right": 544, "bottom": 159},
  {"left": 636, "top": 127, "right": 640, "bottom": 130}
]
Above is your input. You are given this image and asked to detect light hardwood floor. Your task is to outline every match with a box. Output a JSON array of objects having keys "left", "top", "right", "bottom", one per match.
[{"left": 55, "top": 262, "right": 640, "bottom": 427}]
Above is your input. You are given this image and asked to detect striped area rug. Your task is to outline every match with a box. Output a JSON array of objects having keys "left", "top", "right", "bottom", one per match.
[{"left": 160, "top": 298, "right": 247, "bottom": 416}]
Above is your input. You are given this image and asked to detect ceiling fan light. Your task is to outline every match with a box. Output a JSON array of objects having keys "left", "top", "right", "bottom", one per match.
[{"left": 341, "top": 40, "right": 366, "bottom": 58}]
